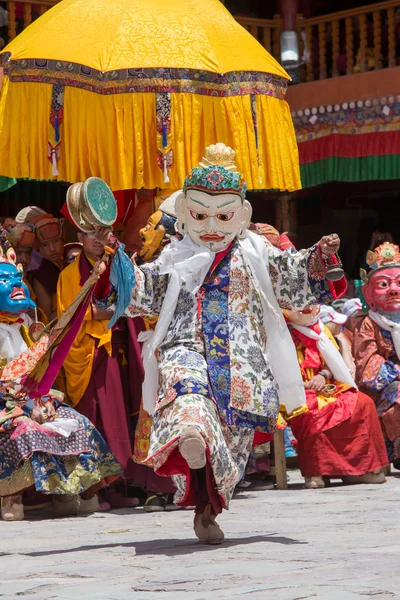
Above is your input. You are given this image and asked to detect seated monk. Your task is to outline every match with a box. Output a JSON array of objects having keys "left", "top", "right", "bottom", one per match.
[
  {"left": 4, "top": 223, "right": 35, "bottom": 275},
  {"left": 319, "top": 305, "right": 357, "bottom": 380},
  {"left": 248, "top": 226, "right": 346, "bottom": 484},
  {"left": 342, "top": 298, "right": 365, "bottom": 336},
  {"left": 5, "top": 223, "right": 46, "bottom": 324},
  {"left": 281, "top": 306, "right": 388, "bottom": 489},
  {"left": 5, "top": 206, "right": 50, "bottom": 273},
  {"left": 0, "top": 228, "right": 122, "bottom": 521},
  {"left": 57, "top": 229, "right": 143, "bottom": 509},
  {"left": 28, "top": 216, "right": 65, "bottom": 323},
  {"left": 354, "top": 242, "right": 400, "bottom": 470},
  {"left": 249, "top": 222, "right": 295, "bottom": 251}
]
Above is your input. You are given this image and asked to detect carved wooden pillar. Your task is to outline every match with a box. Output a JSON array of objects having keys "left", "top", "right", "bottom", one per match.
[
  {"left": 7, "top": 2, "right": 17, "bottom": 41},
  {"left": 358, "top": 13, "right": 367, "bottom": 73},
  {"left": 388, "top": 7, "right": 396, "bottom": 68},
  {"left": 332, "top": 19, "right": 340, "bottom": 77},
  {"left": 275, "top": 194, "right": 297, "bottom": 241},
  {"left": 23, "top": 2, "right": 32, "bottom": 31},
  {"left": 305, "top": 24, "right": 313, "bottom": 81},
  {"left": 373, "top": 10, "right": 382, "bottom": 71},
  {"left": 272, "top": 15, "right": 282, "bottom": 60},
  {"left": 279, "top": 0, "right": 300, "bottom": 81},
  {"left": 318, "top": 22, "right": 327, "bottom": 79},
  {"left": 263, "top": 26, "right": 272, "bottom": 54},
  {"left": 279, "top": 0, "right": 298, "bottom": 30},
  {"left": 345, "top": 17, "right": 354, "bottom": 75}
]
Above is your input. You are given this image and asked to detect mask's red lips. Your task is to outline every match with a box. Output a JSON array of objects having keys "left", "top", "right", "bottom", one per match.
[
  {"left": 200, "top": 234, "right": 225, "bottom": 242},
  {"left": 10, "top": 287, "right": 26, "bottom": 300}
]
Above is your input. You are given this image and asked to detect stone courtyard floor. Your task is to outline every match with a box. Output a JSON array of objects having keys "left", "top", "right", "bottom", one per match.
[{"left": 1, "top": 469, "right": 400, "bottom": 600}]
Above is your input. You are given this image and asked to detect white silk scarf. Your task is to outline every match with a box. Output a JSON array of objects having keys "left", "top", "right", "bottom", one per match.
[
  {"left": 290, "top": 320, "right": 357, "bottom": 388},
  {"left": 368, "top": 310, "right": 400, "bottom": 360},
  {"left": 139, "top": 231, "right": 306, "bottom": 414}
]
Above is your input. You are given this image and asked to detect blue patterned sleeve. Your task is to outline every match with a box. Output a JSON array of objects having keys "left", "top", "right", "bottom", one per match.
[
  {"left": 95, "top": 247, "right": 168, "bottom": 320},
  {"left": 362, "top": 360, "right": 400, "bottom": 391},
  {"left": 124, "top": 260, "right": 169, "bottom": 319},
  {"left": 304, "top": 244, "right": 341, "bottom": 304},
  {"left": 266, "top": 243, "right": 320, "bottom": 310},
  {"left": 266, "top": 241, "right": 346, "bottom": 308}
]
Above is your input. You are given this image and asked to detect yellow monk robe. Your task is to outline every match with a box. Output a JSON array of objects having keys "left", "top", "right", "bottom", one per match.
[{"left": 56, "top": 252, "right": 111, "bottom": 408}]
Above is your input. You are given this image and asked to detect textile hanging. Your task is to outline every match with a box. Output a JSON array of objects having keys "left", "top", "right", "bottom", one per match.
[
  {"left": 48, "top": 84, "right": 64, "bottom": 177},
  {"left": 292, "top": 96, "right": 400, "bottom": 188},
  {"left": 156, "top": 92, "right": 173, "bottom": 184},
  {"left": 0, "top": 76, "right": 300, "bottom": 192},
  {"left": 250, "top": 94, "right": 259, "bottom": 150},
  {"left": 300, "top": 154, "right": 400, "bottom": 189},
  {"left": 0, "top": 0, "right": 302, "bottom": 192}
]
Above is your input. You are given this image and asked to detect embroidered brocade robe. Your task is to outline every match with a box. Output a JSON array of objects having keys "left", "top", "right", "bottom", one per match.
[{"left": 124, "top": 237, "right": 336, "bottom": 429}]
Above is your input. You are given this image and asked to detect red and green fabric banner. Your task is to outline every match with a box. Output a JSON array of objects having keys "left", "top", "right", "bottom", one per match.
[{"left": 293, "top": 98, "right": 400, "bottom": 189}]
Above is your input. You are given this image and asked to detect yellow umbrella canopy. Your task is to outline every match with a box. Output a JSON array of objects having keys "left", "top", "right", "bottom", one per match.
[{"left": 0, "top": 0, "right": 301, "bottom": 192}]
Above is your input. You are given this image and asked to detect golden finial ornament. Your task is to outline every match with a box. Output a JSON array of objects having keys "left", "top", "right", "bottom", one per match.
[{"left": 199, "top": 143, "right": 238, "bottom": 172}]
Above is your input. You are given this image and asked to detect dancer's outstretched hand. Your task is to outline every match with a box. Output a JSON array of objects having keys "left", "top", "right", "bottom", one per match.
[{"left": 320, "top": 233, "right": 340, "bottom": 255}]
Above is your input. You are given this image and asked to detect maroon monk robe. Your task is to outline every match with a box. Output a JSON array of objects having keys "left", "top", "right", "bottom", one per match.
[{"left": 74, "top": 251, "right": 144, "bottom": 479}]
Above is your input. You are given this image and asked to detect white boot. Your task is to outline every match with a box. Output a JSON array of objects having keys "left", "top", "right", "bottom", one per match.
[
  {"left": 78, "top": 495, "right": 100, "bottom": 514},
  {"left": 52, "top": 495, "right": 79, "bottom": 516},
  {"left": 53, "top": 494, "right": 101, "bottom": 516},
  {"left": 343, "top": 469, "right": 386, "bottom": 485},
  {"left": 1, "top": 495, "right": 24, "bottom": 521},
  {"left": 179, "top": 427, "right": 206, "bottom": 469},
  {"left": 304, "top": 476, "right": 325, "bottom": 489},
  {"left": 359, "top": 470, "right": 386, "bottom": 484},
  {"left": 193, "top": 505, "right": 224, "bottom": 545}
]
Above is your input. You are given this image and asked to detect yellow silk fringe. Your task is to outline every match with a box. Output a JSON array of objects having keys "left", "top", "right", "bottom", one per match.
[{"left": 0, "top": 77, "right": 301, "bottom": 192}]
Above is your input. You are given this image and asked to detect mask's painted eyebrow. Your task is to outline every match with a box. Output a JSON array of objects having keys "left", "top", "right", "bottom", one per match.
[
  {"left": 188, "top": 196, "right": 210, "bottom": 208},
  {"left": 217, "top": 198, "right": 237, "bottom": 208}
]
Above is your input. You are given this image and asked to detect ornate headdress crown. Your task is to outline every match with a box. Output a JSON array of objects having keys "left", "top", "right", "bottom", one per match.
[
  {"left": 0, "top": 224, "right": 21, "bottom": 271},
  {"left": 199, "top": 144, "right": 238, "bottom": 172},
  {"left": 360, "top": 242, "right": 400, "bottom": 282},
  {"left": 183, "top": 143, "right": 246, "bottom": 200}
]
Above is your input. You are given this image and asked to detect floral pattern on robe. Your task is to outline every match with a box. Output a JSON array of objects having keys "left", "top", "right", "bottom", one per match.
[
  {"left": 354, "top": 315, "right": 400, "bottom": 462},
  {"left": 0, "top": 403, "right": 122, "bottom": 497},
  {"left": 125, "top": 238, "right": 336, "bottom": 422},
  {"left": 120, "top": 236, "right": 339, "bottom": 506},
  {"left": 149, "top": 392, "right": 254, "bottom": 509}
]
